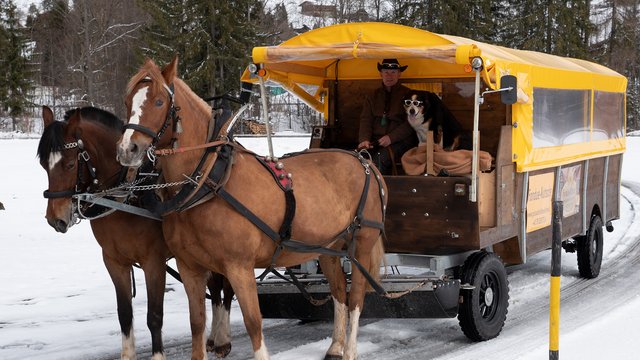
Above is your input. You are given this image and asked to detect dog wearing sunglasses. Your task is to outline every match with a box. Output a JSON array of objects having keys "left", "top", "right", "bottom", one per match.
[{"left": 404, "top": 91, "right": 469, "bottom": 151}]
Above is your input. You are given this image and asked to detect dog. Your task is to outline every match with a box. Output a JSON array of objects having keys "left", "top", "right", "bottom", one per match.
[{"left": 404, "top": 91, "right": 471, "bottom": 151}]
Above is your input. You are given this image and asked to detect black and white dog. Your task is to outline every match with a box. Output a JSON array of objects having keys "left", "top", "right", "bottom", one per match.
[{"left": 404, "top": 91, "right": 470, "bottom": 150}]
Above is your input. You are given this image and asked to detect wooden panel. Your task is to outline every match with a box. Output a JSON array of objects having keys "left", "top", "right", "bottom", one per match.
[
  {"left": 586, "top": 157, "right": 605, "bottom": 220},
  {"left": 525, "top": 168, "right": 555, "bottom": 256},
  {"left": 492, "top": 236, "right": 523, "bottom": 265},
  {"left": 442, "top": 81, "right": 508, "bottom": 155},
  {"left": 478, "top": 171, "right": 496, "bottom": 227},
  {"left": 606, "top": 154, "right": 622, "bottom": 222},
  {"left": 384, "top": 176, "right": 480, "bottom": 255}
]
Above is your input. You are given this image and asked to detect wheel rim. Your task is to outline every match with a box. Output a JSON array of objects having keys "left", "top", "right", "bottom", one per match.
[
  {"left": 479, "top": 272, "right": 499, "bottom": 319},
  {"left": 592, "top": 226, "right": 603, "bottom": 267}
]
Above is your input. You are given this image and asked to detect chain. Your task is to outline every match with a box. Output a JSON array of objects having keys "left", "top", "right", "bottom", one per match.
[
  {"left": 125, "top": 179, "right": 190, "bottom": 192},
  {"left": 84, "top": 174, "right": 189, "bottom": 198}
]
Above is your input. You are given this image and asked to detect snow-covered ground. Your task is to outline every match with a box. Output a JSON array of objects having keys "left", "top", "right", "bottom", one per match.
[{"left": 1, "top": 135, "right": 639, "bottom": 360}]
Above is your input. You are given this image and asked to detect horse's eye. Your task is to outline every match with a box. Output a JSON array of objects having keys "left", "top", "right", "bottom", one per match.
[
  {"left": 65, "top": 161, "right": 76, "bottom": 170},
  {"left": 155, "top": 99, "right": 164, "bottom": 107}
]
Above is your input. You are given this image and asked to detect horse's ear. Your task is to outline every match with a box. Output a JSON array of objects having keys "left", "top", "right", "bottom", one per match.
[
  {"left": 162, "top": 56, "right": 178, "bottom": 84},
  {"left": 42, "top": 106, "right": 55, "bottom": 127}
]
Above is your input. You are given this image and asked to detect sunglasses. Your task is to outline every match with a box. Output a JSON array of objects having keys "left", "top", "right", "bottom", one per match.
[{"left": 404, "top": 99, "right": 424, "bottom": 106}]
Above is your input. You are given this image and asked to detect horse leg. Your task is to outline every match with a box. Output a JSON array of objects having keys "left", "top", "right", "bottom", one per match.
[
  {"left": 176, "top": 259, "right": 210, "bottom": 360},
  {"left": 318, "top": 255, "right": 348, "bottom": 360},
  {"left": 206, "top": 272, "right": 232, "bottom": 358},
  {"left": 225, "top": 267, "right": 269, "bottom": 360},
  {"left": 142, "top": 256, "right": 167, "bottom": 360},
  {"left": 343, "top": 236, "right": 382, "bottom": 360},
  {"left": 103, "top": 254, "right": 136, "bottom": 360}
]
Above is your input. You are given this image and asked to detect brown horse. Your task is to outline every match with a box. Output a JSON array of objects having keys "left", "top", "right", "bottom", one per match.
[
  {"left": 37, "top": 106, "right": 234, "bottom": 359},
  {"left": 115, "top": 57, "right": 387, "bottom": 360}
]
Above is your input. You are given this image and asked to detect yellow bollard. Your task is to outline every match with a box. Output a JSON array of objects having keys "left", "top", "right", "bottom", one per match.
[{"left": 549, "top": 201, "right": 562, "bottom": 360}]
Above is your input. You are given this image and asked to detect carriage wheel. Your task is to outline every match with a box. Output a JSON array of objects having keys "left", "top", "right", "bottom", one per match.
[
  {"left": 576, "top": 214, "right": 603, "bottom": 279},
  {"left": 457, "top": 251, "right": 509, "bottom": 341}
]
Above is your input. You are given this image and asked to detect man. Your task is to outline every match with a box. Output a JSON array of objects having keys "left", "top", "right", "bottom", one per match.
[{"left": 358, "top": 59, "right": 417, "bottom": 175}]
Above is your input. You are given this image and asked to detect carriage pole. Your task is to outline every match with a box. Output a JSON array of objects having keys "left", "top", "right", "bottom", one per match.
[
  {"left": 257, "top": 73, "right": 275, "bottom": 157},
  {"left": 470, "top": 58, "right": 483, "bottom": 203},
  {"left": 549, "top": 200, "right": 563, "bottom": 360}
]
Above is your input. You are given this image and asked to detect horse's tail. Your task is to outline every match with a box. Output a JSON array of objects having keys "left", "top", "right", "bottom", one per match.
[{"left": 366, "top": 234, "right": 386, "bottom": 292}]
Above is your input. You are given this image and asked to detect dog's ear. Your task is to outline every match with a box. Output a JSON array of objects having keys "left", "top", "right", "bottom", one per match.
[{"left": 421, "top": 93, "right": 431, "bottom": 110}]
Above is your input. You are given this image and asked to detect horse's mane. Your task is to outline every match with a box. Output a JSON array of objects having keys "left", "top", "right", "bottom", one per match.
[
  {"left": 66, "top": 107, "right": 123, "bottom": 131},
  {"left": 174, "top": 78, "right": 212, "bottom": 118},
  {"left": 37, "top": 107, "right": 122, "bottom": 163}
]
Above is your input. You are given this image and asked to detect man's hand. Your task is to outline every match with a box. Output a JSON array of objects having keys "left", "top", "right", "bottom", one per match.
[
  {"left": 377, "top": 135, "right": 391, "bottom": 147},
  {"left": 357, "top": 140, "right": 372, "bottom": 150}
]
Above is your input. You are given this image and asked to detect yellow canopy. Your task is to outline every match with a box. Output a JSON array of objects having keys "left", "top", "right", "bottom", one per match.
[{"left": 243, "top": 22, "right": 627, "bottom": 172}]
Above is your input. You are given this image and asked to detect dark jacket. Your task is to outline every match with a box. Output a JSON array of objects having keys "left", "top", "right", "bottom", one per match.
[{"left": 359, "top": 83, "right": 415, "bottom": 145}]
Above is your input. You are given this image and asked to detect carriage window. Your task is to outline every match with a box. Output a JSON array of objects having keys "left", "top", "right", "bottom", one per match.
[
  {"left": 533, "top": 88, "right": 591, "bottom": 148},
  {"left": 593, "top": 91, "right": 625, "bottom": 139}
]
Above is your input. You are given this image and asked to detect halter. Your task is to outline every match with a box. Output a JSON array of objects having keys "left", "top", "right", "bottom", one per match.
[
  {"left": 122, "top": 77, "right": 181, "bottom": 156},
  {"left": 43, "top": 139, "right": 99, "bottom": 199}
]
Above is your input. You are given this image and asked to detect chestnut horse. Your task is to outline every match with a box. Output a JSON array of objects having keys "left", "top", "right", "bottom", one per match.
[
  {"left": 37, "top": 106, "right": 234, "bottom": 359},
  {"left": 115, "top": 57, "right": 387, "bottom": 360}
]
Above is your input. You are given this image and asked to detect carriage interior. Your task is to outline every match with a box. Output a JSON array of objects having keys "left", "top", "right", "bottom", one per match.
[
  {"left": 312, "top": 77, "right": 510, "bottom": 173},
  {"left": 304, "top": 77, "right": 516, "bottom": 254}
]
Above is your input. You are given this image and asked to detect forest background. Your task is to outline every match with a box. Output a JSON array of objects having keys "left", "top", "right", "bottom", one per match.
[{"left": 1, "top": 0, "right": 639, "bottom": 133}]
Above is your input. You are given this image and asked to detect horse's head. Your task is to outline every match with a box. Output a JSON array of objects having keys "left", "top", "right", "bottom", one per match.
[
  {"left": 117, "top": 57, "right": 179, "bottom": 167},
  {"left": 37, "top": 106, "right": 123, "bottom": 232}
]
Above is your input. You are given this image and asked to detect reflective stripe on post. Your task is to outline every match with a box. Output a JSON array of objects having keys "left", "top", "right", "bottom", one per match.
[{"left": 549, "top": 200, "right": 563, "bottom": 360}]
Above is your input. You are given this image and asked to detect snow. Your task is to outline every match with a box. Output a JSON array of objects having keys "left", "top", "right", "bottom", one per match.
[{"left": 1, "top": 134, "right": 640, "bottom": 360}]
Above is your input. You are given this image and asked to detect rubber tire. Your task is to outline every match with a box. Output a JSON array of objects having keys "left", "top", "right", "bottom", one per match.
[
  {"left": 576, "top": 214, "right": 603, "bottom": 279},
  {"left": 458, "top": 251, "right": 510, "bottom": 341}
]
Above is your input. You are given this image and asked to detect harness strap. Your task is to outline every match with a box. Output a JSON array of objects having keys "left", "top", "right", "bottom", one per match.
[
  {"left": 43, "top": 189, "right": 76, "bottom": 198},
  {"left": 217, "top": 163, "right": 388, "bottom": 297},
  {"left": 278, "top": 268, "right": 331, "bottom": 306},
  {"left": 123, "top": 123, "right": 159, "bottom": 140},
  {"left": 217, "top": 187, "right": 280, "bottom": 242},
  {"left": 279, "top": 190, "right": 296, "bottom": 242},
  {"left": 132, "top": 262, "right": 213, "bottom": 300}
]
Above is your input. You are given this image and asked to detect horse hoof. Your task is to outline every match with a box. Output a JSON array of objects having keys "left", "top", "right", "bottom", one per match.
[
  {"left": 324, "top": 355, "right": 343, "bottom": 360},
  {"left": 206, "top": 341, "right": 231, "bottom": 358}
]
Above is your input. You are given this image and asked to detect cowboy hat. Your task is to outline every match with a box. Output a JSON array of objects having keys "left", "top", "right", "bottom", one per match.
[{"left": 377, "top": 58, "right": 408, "bottom": 72}]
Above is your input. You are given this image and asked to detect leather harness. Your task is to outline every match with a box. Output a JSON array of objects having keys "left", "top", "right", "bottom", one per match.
[{"left": 123, "top": 79, "right": 390, "bottom": 300}]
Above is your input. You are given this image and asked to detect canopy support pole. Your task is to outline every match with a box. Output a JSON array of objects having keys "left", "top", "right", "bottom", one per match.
[
  {"left": 259, "top": 75, "right": 274, "bottom": 157},
  {"left": 470, "top": 68, "right": 481, "bottom": 203}
]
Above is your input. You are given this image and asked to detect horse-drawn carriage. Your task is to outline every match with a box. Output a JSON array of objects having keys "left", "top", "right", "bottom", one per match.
[
  {"left": 39, "top": 22, "right": 627, "bottom": 359},
  {"left": 239, "top": 22, "right": 627, "bottom": 341}
]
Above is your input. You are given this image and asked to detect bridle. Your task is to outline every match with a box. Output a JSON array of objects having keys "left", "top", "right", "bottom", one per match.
[
  {"left": 122, "top": 77, "right": 181, "bottom": 161},
  {"left": 43, "top": 138, "right": 99, "bottom": 199}
]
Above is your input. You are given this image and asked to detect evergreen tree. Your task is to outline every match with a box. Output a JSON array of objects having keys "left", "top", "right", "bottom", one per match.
[
  {"left": 592, "top": 0, "right": 640, "bottom": 130},
  {"left": 553, "top": 0, "right": 593, "bottom": 59},
  {"left": 29, "top": 0, "right": 71, "bottom": 89},
  {"left": 138, "top": 0, "right": 263, "bottom": 99},
  {"left": 0, "top": 0, "right": 32, "bottom": 118}
]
